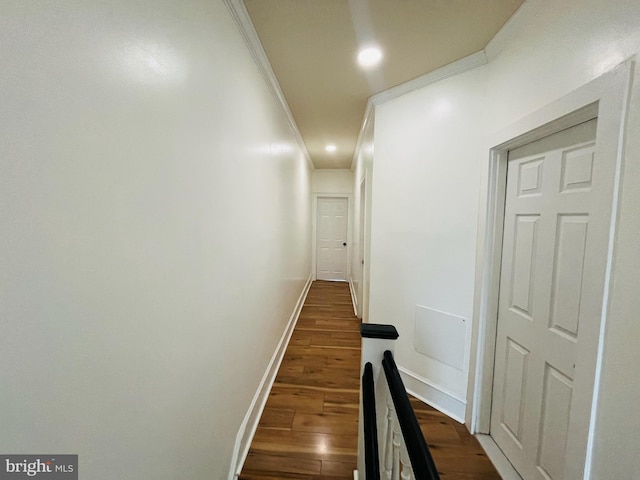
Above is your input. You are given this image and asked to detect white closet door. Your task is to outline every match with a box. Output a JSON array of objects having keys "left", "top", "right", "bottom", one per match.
[{"left": 491, "top": 119, "right": 614, "bottom": 480}]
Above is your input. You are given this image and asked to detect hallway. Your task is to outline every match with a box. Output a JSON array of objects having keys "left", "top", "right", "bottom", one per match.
[
  {"left": 240, "top": 281, "right": 361, "bottom": 479},
  {"left": 239, "top": 281, "right": 501, "bottom": 479},
  {"left": 3, "top": 3, "right": 639, "bottom": 478}
]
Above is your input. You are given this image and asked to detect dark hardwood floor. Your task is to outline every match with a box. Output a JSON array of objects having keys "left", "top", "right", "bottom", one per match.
[{"left": 239, "top": 281, "right": 501, "bottom": 480}]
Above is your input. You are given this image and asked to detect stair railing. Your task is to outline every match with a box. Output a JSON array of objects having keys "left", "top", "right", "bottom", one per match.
[{"left": 358, "top": 324, "right": 440, "bottom": 480}]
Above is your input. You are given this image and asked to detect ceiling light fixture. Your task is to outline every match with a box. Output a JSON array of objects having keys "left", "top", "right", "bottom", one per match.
[
  {"left": 357, "top": 46, "right": 383, "bottom": 68},
  {"left": 325, "top": 144, "right": 337, "bottom": 153}
]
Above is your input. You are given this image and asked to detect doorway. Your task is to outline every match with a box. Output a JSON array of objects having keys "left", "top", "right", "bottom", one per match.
[
  {"left": 316, "top": 197, "right": 348, "bottom": 281},
  {"left": 469, "top": 63, "right": 630, "bottom": 480},
  {"left": 491, "top": 119, "right": 612, "bottom": 479}
]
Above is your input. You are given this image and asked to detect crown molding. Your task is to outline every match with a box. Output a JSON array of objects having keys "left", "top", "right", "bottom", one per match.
[
  {"left": 227, "top": 0, "right": 525, "bottom": 172},
  {"left": 224, "top": 0, "right": 314, "bottom": 170},
  {"left": 485, "top": 0, "right": 531, "bottom": 61},
  {"left": 351, "top": 50, "right": 488, "bottom": 169},
  {"left": 370, "top": 50, "right": 488, "bottom": 106}
]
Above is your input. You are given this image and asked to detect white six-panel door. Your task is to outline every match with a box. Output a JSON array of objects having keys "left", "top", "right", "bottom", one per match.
[
  {"left": 316, "top": 197, "right": 348, "bottom": 281},
  {"left": 491, "top": 119, "right": 615, "bottom": 480}
]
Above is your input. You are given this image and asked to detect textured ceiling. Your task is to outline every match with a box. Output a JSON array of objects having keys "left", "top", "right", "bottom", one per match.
[{"left": 244, "top": 0, "right": 523, "bottom": 169}]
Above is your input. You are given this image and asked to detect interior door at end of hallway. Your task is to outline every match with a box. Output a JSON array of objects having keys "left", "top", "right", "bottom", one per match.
[{"left": 317, "top": 197, "right": 348, "bottom": 281}]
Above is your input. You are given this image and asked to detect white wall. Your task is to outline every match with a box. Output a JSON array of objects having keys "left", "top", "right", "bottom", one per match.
[
  {"left": 364, "top": 0, "right": 640, "bottom": 475},
  {"left": 0, "top": 2, "right": 311, "bottom": 480},
  {"left": 312, "top": 169, "right": 354, "bottom": 194},
  {"left": 369, "top": 67, "right": 487, "bottom": 415}
]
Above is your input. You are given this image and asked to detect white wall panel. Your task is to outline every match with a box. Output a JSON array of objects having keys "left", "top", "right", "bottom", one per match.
[
  {"left": 502, "top": 338, "right": 529, "bottom": 445},
  {"left": 550, "top": 215, "right": 589, "bottom": 338},
  {"left": 414, "top": 306, "right": 466, "bottom": 371},
  {"left": 537, "top": 365, "right": 573, "bottom": 480},
  {"left": 0, "top": 2, "right": 312, "bottom": 479},
  {"left": 510, "top": 215, "right": 539, "bottom": 319}
]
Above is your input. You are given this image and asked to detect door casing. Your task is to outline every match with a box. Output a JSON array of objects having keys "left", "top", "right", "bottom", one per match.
[
  {"left": 357, "top": 176, "right": 367, "bottom": 318},
  {"left": 467, "top": 61, "right": 632, "bottom": 479}
]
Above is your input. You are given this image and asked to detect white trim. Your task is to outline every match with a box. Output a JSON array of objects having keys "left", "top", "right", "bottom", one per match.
[
  {"left": 467, "top": 61, "right": 632, "bottom": 477},
  {"left": 583, "top": 60, "right": 633, "bottom": 480},
  {"left": 312, "top": 193, "right": 353, "bottom": 282},
  {"left": 398, "top": 366, "right": 466, "bottom": 424},
  {"left": 359, "top": 174, "right": 370, "bottom": 322},
  {"left": 350, "top": 51, "right": 487, "bottom": 171},
  {"left": 348, "top": 276, "right": 358, "bottom": 316},
  {"left": 351, "top": 102, "right": 375, "bottom": 171},
  {"left": 223, "top": 0, "right": 314, "bottom": 171},
  {"left": 484, "top": 1, "right": 532, "bottom": 61},
  {"left": 475, "top": 434, "right": 522, "bottom": 480},
  {"left": 227, "top": 274, "right": 313, "bottom": 480},
  {"left": 370, "top": 51, "right": 487, "bottom": 106}
]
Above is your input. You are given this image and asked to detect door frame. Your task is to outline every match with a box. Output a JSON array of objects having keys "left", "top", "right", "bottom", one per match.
[
  {"left": 466, "top": 62, "right": 632, "bottom": 477},
  {"left": 357, "top": 175, "right": 368, "bottom": 319},
  {"left": 312, "top": 193, "right": 352, "bottom": 282}
]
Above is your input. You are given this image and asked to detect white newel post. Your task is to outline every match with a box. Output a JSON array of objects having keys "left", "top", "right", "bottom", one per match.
[{"left": 357, "top": 324, "right": 399, "bottom": 480}]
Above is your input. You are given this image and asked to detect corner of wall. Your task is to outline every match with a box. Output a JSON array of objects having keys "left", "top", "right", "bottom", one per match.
[{"left": 484, "top": 0, "right": 533, "bottom": 61}]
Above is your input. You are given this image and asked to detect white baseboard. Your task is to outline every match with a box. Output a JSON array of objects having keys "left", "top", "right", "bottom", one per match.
[
  {"left": 348, "top": 276, "right": 358, "bottom": 316},
  {"left": 227, "top": 274, "right": 313, "bottom": 480},
  {"left": 475, "top": 434, "right": 522, "bottom": 480},
  {"left": 398, "top": 366, "right": 466, "bottom": 424}
]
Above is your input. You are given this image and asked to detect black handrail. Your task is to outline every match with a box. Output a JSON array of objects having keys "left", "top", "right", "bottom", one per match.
[
  {"left": 360, "top": 323, "right": 399, "bottom": 339},
  {"left": 382, "top": 350, "right": 440, "bottom": 480},
  {"left": 362, "top": 362, "right": 380, "bottom": 480}
]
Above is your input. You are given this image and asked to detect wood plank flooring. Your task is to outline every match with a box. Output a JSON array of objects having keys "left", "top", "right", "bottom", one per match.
[{"left": 239, "top": 281, "right": 501, "bottom": 480}]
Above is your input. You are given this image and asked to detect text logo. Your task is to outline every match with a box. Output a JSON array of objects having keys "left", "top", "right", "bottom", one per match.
[{"left": 0, "top": 456, "right": 77, "bottom": 479}]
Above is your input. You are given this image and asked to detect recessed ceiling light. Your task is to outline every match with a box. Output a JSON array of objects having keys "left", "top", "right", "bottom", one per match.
[
  {"left": 357, "top": 46, "right": 383, "bottom": 68},
  {"left": 325, "top": 144, "right": 337, "bottom": 153}
]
